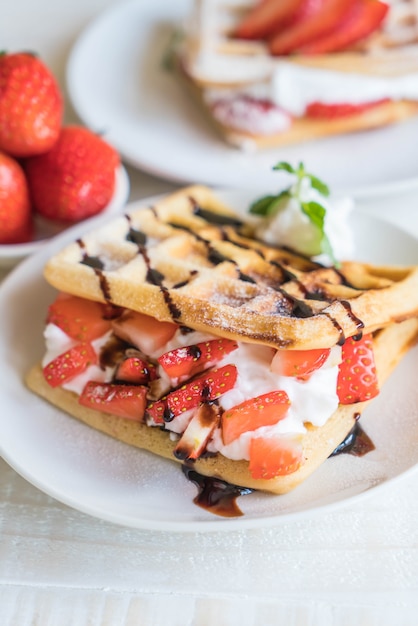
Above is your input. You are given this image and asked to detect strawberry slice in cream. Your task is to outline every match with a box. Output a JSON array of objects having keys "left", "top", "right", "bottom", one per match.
[{"left": 40, "top": 294, "right": 360, "bottom": 479}]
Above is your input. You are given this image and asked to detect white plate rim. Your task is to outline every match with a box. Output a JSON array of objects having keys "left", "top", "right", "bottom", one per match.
[{"left": 1, "top": 189, "right": 418, "bottom": 532}]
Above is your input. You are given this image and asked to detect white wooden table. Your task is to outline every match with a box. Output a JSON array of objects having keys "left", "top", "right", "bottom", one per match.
[{"left": 2, "top": 1, "right": 418, "bottom": 623}]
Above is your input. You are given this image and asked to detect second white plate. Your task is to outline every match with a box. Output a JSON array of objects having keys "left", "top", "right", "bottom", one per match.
[{"left": 67, "top": 0, "right": 418, "bottom": 198}]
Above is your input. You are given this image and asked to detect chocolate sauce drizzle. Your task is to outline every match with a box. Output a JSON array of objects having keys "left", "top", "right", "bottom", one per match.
[
  {"left": 77, "top": 238, "right": 105, "bottom": 271},
  {"left": 125, "top": 219, "right": 182, "bottom": 321},
  {"left": 77, "top": 239, "right": 112, "bottom": 302},
  {"left": 76, "top": 199, "right": 365, "bottom": 338},
  {"left": 182, "top": 466, "right": 252, "bottom": 517},
  {"left": 126, "top": 227, "right": 147, "bottom": 246},
  {"left": 191, "top": 198, "right": 244, "bottom": 228},
  {"left": 143, "top": 250, "right": 181, "bottom": 321},
  {"left": 80, "top": 255, "right": 104, "bottom": 270},
  {"left": 277, "top": 288, "right": 315, "bottom": 318},
  {"left": 322, "top": 300, "right": 365, "bottom": 346},
  {"left": 169, "top": 204, "right": 362, "bottom": 334},
  {"left": 340, "top": 300, "right": 365, "bottom": 340},
  {"left": 169, "top": 221, "right": 258, "bottom": 287}
]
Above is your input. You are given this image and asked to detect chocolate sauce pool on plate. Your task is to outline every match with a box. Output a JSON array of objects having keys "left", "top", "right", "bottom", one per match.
[
  {"left": 329, "top": 422, "right": 375, "bottom": 458},
  {"left": 182, "top": 466, "right": 252, "bottom": 518},
  {"left": 183, "top": 422, "right": 374, "bottom": 517}
]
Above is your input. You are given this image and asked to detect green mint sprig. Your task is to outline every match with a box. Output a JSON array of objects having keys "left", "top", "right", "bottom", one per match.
[
  {"left": 161, "top": 29, "right": 184, "bottom": 72},
  {"left": 275, "top": 161, "right": 330, "bottom": 196},
  {"left": 249, "top": 161, "right": 336, "bottom": 264}
]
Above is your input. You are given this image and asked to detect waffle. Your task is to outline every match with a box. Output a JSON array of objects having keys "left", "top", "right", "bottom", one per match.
[
  {"left": 177, "top": 0, "right": 418, "bottom": 149},
  {"left": 26, "top": 185, "right": 418, "bottom": 496},
  {"left": 43, "top": 185, "right": 418, "bottom": 350},
  {"left": 25, "top": 317, "right": 418, "bottom": 494}
]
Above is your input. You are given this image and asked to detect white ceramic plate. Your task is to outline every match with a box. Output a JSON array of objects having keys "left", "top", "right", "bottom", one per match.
[
  {"left": 67, "top": 0, "right": 418, "bottom": 198},
  {"left": 0, "top": 165, "right": 130, "bottom": 269},
  {"left": 1, "top": 188, "right": 418, "bottom": 532}
]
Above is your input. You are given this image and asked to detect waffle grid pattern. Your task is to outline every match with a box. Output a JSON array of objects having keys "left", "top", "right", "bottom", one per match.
[{"left": 44, "top": 186, "right": 418, "bottom": 350}]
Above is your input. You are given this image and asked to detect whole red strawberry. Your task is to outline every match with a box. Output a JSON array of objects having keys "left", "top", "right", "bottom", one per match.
[
  {"left": 0, "top": 151, "right": 32, "bottom": 244},
  {"left": 25, "top": 126, "right": 120, "bottom": 222},
  {"left": 0, "top": 52, "right": 63, "bottom": 157}
]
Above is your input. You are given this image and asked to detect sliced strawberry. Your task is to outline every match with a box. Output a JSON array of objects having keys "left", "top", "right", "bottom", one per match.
[
  {"left": 299, "top": 0, "right": 389, "bottom": 54},
  {"left": 111, "top": 310, "right": 178, "bottom": 355},
  {"left": 43, "top": 342, "right": 97, "bottom": 388},
  {"left": 306, "top": 99, "right": 390, "bottom": 119},
  {"left": 145, "top": 397, "right": 168, "bottom": 425},
  {"left": 234, "top": 0, "right": 304, "bottom": 40},
  {"left": 337, "top": 334, "right": 379, "bottom": 405},
  {"left": 249, "top": 436, "right": 304, "bottom": 479},
  {"left": 157, "top": 338, "right": 238, "bottom": 380},
  {"left": 114, "top": 355, "right": 157, "bottom": 385},
  {"left": 47, "top": 293, "right": 112, "bottom": 342},
  {"left": 269, "top": 0, "right": 353, "bottom": 55},
  {"left": 270, "top": 347, "right": 330, "bottom": 379},
  {"left": 79, "top": 381, "right": 147, "bottom": 420},
  {"left": 145, "top": 364, "right": 238, "bottom": 425},
  {"left": 167, "top": 364, "right": 237, "bottom": 418},
  {"left": 174, "top": 403, "right": 221, "bottom": 460},
  {"left": 222, "top": 390, "right": 291, "bottom": 445}
]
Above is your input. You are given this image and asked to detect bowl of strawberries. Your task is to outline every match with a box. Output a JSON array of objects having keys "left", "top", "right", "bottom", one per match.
[{"left": 0, "top": 52, "right": 129, "bottom": 268}]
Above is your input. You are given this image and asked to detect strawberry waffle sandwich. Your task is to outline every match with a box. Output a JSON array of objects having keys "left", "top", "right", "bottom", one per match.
[
  {"left": 25, "top": 176, "right": 418, "bottom": 498},
  {"left": 177, "top": 0, "right": 418, "bottom": 149}
]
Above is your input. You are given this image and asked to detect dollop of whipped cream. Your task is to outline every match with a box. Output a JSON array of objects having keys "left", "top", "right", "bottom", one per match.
[
  {"left": 271, "top": 62, "right": 418, "bottom": 117},
  {"left": 207, "top": 341, "right": 341, "bottom": 461},
  {"left": 42, "top": 320, "right": 342, "bottom": 462},
  {"left": 253, "top": 164, "right": 355, "bottom": 263}
]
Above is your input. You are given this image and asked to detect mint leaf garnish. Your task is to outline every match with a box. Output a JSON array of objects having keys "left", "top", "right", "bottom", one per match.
[
  {"left": 272, "top": 161, "right": 330, "bottom": 196},
  {"left": 249, "top": 161, "right": 336, "bottom": 262},
  {"left": 307, "top": 173, "right": 330, "bottom": 197},
  {"left": 249, "top": 191, "right": 290, "bottom": 216},
  {"left": 300, "top": 201, "right": 326, "bottom": 230},
  {"left": 301, "top": 201, "right": 336, "bottom": 265},
  {"left": 161, "top": 29, "right": 183, "bottom": 71},
  {"left": 272, "top": 161, "right": 296, "bottom": 175}
]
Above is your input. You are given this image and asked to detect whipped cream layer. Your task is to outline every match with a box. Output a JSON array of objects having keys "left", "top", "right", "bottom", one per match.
[
  {"left": 271, "top": 62, "right": 418, "bottom": 116},
  {"left": 207, "top": 341, "right": 341, "bottom": 461},
  {"left": 42, "top": 322, "right": 341, "bottom": 462},
  {"left": 199, "top": 61, "right": 418, "bottom": 118}
]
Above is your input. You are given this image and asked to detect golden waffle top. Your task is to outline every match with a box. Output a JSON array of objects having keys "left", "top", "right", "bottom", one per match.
[{"left": 44, "top": 186, "right": 418, "bottom": 350}]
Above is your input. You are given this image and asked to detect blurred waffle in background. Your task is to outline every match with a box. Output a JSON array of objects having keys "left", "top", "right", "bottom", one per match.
[{"left": 176, "top": 0, "right": 418, "bottom": 149}]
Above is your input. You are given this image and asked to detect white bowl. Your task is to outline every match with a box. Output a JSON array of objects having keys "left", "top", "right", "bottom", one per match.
[{"left": 0, "top": 165, "right": 130, "bottom": 269}]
